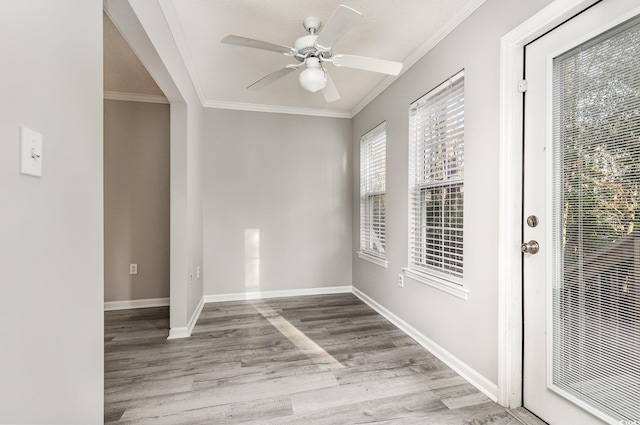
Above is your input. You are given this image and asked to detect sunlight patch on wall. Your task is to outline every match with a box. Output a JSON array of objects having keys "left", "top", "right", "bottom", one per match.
[{"left": 244, "top": 228, "right": 260, "bottom": 291}]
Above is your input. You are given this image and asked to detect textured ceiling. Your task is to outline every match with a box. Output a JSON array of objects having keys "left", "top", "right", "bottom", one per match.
[
  {"left": 103, "top": 2, "right": 483, "bottom": 115},
  {"left": 167, "top": 0, "right": 480, "bottom": 116},
  {"left": 103, "top": 12, "right": 165, "bottom": 98}
]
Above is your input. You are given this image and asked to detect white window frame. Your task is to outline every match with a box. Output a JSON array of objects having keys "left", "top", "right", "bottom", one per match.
[
  {"left": 358, "top": 122, "right": 388, "bottom": 268},
  {"left": 404, "top": 70, "right": 468, "bottom": 300}
]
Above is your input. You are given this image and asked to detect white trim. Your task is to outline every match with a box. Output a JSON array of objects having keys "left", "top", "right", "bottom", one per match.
[
  {"left": 357, "top": 251, "right": 388, "bottom": 268},
  {"left": 203, "top": 286, "right": 353, "bottom": 303},
  {"left": 497, "top": 0, "right": 600, "bottom": 408},
  {"left": 352, "top": 286, "right": 497, "bottom": 402},
  {"left": 403, "top": 268, "right": 469, "bottom": 301},
  {"left": 157, "top": 0, "right": 208, "bottom": 106},
  {"left": 203, "top": 100, "right": 351, "bottom": 119},
  {"left": 497, "top": 18, "right": 526, "bottom": 410},
  {"left": 167, "top": 326, "right": 189, "bottom": 339},
  {"left": 104, "top": 297, "right": 170, "bottom": 311},
  {"left": 103, "top": 2, "right": 187, "bottom": 104},
  {"left": 167, "top": 295, "right": 205, "bottom": 339},
  {"left": 350, "top": 0, "right": 486, "bottom": 117},
  {"left": 188, "top": 296, "right": 205, "bottom": 335},
  {"left": 103, "top": 91, "right": 169, "bottom": 104}
]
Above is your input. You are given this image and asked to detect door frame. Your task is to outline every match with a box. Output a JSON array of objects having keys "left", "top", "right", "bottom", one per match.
[
  {"left": 104, "top": 0, "right": 201, "bottom": 338},
  {"left": 496, "top": 0, "right": 600, "bottom": 408}
]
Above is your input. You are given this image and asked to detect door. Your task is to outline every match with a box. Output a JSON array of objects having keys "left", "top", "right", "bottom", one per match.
[{"left": 523, "top": 1, "right": 640, "bottom": 424}]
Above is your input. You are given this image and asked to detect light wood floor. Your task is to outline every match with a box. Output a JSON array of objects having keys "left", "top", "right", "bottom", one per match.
[{"left": 105, "top": 293, "right": 539, "bottom": 424}]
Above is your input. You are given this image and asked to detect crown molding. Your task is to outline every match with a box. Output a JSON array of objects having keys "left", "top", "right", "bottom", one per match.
[
  {"left": 204, "top": 99, "right": 352, "bottom": 119},
  {"left": 350, "top": 0, "right": 486, "bottom": 117},
  {"left": 104, "top": 91, "right": 169, "bottom": 104}
]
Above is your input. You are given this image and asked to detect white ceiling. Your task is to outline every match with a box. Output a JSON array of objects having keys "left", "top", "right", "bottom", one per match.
[{"left": 105, "top": 1, "right": 485, "bottom": 117}]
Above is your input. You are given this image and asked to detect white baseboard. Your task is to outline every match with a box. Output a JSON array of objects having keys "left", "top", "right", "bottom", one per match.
[
  {"left": 167, "top": 296, "right": 205, "bottom": 340},
  {"left": 203, "top": 285, "right": 353, "bottom": 303},
  {"left": 352, "top": 287, "right": 498, "bottom": 402},
  {"left": 188, "top": 296, "right": 205, "bottom": 335},
  {"left": 104, "top": 297, "right": 169, "bottom": 311},
  {"left": 167, "top": 326, "right": 189, "bottom": 339}
]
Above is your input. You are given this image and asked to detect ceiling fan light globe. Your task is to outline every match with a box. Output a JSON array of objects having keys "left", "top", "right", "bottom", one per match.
[{"left": 299, "top": 67, "right": 326, "bottom": 92}]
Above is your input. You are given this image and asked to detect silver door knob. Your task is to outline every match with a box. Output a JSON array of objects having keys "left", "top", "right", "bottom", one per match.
[{"left": 521, "top": 240, "right": 540, "bottom": 254}]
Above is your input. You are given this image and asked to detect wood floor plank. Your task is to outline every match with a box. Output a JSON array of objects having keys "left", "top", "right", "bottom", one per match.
[
  {"left": 105, "top": 294, "right": 525, "bottom": 424},
  {"left": 120, "top": 372, "right": 338, "bottom": 421}
]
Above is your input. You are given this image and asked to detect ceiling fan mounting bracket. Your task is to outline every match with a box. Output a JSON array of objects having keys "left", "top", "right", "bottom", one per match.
[{"left": 302, "top": 16, "right": 322, "bottom": 34}]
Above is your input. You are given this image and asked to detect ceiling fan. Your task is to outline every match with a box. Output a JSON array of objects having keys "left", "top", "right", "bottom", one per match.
[{"left": 221, "top": 5, "right": 403, "bottom": 103}]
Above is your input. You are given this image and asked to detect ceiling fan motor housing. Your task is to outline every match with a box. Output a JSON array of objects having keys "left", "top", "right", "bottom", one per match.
[{"left": 294, "top": 34, "right": 331, "bottom": 60}]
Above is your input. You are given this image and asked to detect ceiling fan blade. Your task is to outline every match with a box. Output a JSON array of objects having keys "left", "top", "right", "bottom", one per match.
[
  {"left": 322, "top": 72, "right": 340, "bottom": 103},
  {"left": 247, "top": 67, "right": 297, "bottom": 91},
  {"left": 332, "top": 54, "right": 403, "bottom": 76},
  {"left": 222, "top": 35, "right": 297, "bottom": 56},
  {"left": 315, "top": 5, "right": 362, "bottom": 50}
]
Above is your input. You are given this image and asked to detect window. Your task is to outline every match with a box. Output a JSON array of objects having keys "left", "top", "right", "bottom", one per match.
[
  {"left": 359, "top": 122, "right": 387, "bottom": 267},
  {"left": 406, "top": 71, "right": 467, "bottom": 299}
]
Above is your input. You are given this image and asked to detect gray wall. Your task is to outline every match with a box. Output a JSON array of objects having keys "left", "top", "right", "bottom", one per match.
[
  {"left": 104, "top": 99, "right": 170, "bottom": 302},
  {"left": 352, "top": 0, "right": 552, "bottom": 385},
  {"left": 203, "top": 109, "right": 353, "bottom": 295},
  {"left": 0, "top": 1, "right": 104, "bottom": 423}
]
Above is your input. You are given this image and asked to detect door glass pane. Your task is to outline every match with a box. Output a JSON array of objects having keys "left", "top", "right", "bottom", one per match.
[{"left": 552, "top": 17, "right": 640, "bottom": 421}]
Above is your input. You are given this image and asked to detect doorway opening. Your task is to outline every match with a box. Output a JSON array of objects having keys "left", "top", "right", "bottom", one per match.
[{"left": 103, "top": 12, "right": 171, "bottom": 313}]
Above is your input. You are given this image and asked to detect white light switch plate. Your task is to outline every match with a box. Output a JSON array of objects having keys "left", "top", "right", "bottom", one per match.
[{"left": 19, "top": 126, "right": 43, "bottom": 177}]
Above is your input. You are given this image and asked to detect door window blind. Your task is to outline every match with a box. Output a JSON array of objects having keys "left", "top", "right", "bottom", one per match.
[
  {"left": 360, "top": 122, "right": 386, "bottom": 258},
  {"left": 409, "top": 71, "right": 464, "bottom": 281},
  {"left": 551, "top": 17, "right": 640, "bottom": 422}
]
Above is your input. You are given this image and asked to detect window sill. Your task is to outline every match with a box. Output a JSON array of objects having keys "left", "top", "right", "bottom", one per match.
[
  {"left": 402, "top": 267, "right": 469, "bottom": 300},
  {"left": 357, "top": 251, "right": 388, "bottom": 268}
]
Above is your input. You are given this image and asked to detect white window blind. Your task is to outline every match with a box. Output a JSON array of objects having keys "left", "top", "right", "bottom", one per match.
[
  {"left": 551, "top": 18, "right": 640, "bottom": 422},
  {"left": 360, "top": 122, "right": 386, "bottom": 261},
  {"left": 409, "top": 71, "right": 464, "bottom": 282}
]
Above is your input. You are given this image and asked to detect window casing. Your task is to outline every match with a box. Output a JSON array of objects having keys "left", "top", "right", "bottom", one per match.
[
  {"left": 359, "top": 122, "right": 387, "bottom": 267},
  {"left": 406, "top": 71, "right": 466, "bottom": 297}
]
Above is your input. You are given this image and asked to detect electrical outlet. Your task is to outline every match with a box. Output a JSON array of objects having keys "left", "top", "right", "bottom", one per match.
[
  {"left": 130, "top": 264, "right": 138, "bottom": 275},
  {"left": 398, "top": 274, "right": 404, "bottom": 288}
]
